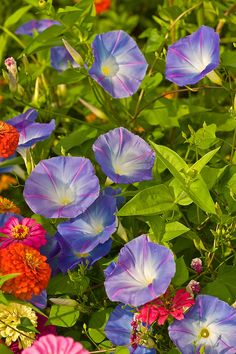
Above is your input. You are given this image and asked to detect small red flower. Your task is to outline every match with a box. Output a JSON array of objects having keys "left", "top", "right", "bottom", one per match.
[
  {"left": 137, "top": 289, "right": 195, "bottom": 325},
  {"left": 94, "top": 0, "right": 110, "bottom": 14},
  {"left": 0, "top": 121, "right": 19, "bottom": 158}
]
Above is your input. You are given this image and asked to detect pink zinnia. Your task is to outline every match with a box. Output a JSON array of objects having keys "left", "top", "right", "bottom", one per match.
[
  {"left": 137, "top": 289, "right": 195, "bottom": 325},
  {"left": 0, "top": 216, "right": 46, "bottom": 249},
  {"left": 21, "top": 334, "right": 89, "bottom": 354}
]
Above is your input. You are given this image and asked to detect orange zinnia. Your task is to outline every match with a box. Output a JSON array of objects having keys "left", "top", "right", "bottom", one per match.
[
  {"left": 0, "top": 243, "right": 51, "bottom": 300},
  {"left": 0, "top": 196, "right": 20, "bottom": 214},
  {"left": 0, "top": 121, "right": 19, "bottom": 158}
]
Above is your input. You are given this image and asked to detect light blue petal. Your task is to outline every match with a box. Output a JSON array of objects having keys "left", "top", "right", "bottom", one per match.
[
  {"left": 104, "top": 235, "right": 175, "bottom": 306},
  {"left": 93, "top": 127, "right": 155, "bottom": 184}
]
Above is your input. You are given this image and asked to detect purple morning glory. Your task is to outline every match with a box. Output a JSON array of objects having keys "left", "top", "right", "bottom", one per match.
[
  {"left": 168, "top": 295, "right": 236, "bottom": 353},
  {"left": 57, "top": 194, "right": 117, "bottom": 253},
  {"left": 15, "top": 19, "right": 60, "bottom": 36},
  {"left": 30, "top": 290, "right": 47, "bottom": 309},
  {"left": 7, "top": 109, "right": 55, "bottom": 157},
  {"left": 23, "top": 156, "right": 100, "bottom": 218},
  {"left": 165, "top": 26, "right": 220, "bottom": 86},
  {"left": 104, "top": 235, "right": 176, "bottom": 306},
  {"left": 88, "top": 30, "right": 148, "bottom": 98},
  {"left": 93, "top": 127, "right": 155, "bottom": 184},
  {"left": 55, "top": 233, "right": 112, "bottom": 273},
  {"left": 50, "top": 46, "right": 79, "bottom": 72},
  {"left": 105, "top": 304, "right": 156, "bottom": 354}
]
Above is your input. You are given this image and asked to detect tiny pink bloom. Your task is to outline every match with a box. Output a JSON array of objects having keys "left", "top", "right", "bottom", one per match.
[
  {"left": 186, "top": 280, "right": 201, "bottom": 295},
  {"left": 0, "top": 216, "right": 46, "bottom": 249},
  {"left": 190, "top": 258, "right": 202, "bottom": 274},
  {"left": 21, "top": 334, "right": 89, "bottom": 354}
]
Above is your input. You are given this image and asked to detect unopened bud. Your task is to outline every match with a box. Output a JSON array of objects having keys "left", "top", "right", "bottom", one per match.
[
  {"left": 4, "top": 57, "right": 18, "bottom": 92},
  {"left": 191, "top": 258, "right": 202, "bottom": 274},
  {"left": 186, "top": 280, "right": 201, "bottom": 295},
  {"left": 206, "top": 70, "right": 222, "bottom": 86},
  {"left": 62, "top": 39, "right": 84, "bottom": 66}
]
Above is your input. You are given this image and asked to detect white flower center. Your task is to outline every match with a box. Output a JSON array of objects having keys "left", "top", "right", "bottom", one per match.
[{"left": 101, "top": 57, "right": 119, "bottom": 77}]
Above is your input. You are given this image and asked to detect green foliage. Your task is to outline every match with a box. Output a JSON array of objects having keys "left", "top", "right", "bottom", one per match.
[{"left": 48, "top": 304, "right": 80, "bottom": 327}]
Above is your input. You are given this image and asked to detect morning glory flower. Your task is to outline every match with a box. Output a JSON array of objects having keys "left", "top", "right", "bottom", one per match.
[
  {"left": 165, "top": 26, "right": 220, "bottom": 86},
  {"left": 168, "top": 295, "right": 236, "bottom": 354},
  {"left": 105, "top": 304, "right": 156, "bottom": 354},
  {"left": 57, "top": 194, "right": 117, "bottom": 253},
  {"left": 50, "top": 46, "right": 79, "bottom": 72},
  {"left": 88, "top": 30, "right": 148, "bottom": 98},
  {"left": 93, "top": 127, "right": 155, "bottom": 184},
  {"left": 23, "top": 156, "right": 100, "bottom": 218},
  {"left": 15, "top": 19, "right": 60, "bottom": 36},
  {"left": 7, "top": 109, "right": 55, "bottom": 158},
  {"left": 104, "top": 235, "right": 175, "bottom": 306},
  {"left": 55, "top": 233, "right": 112, "bottom": 273}
]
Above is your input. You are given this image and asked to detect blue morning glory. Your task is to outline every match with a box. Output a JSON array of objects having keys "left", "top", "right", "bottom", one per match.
[
  {"left": 93, "top": 127, "right": 155, "bottom": 184},
  {"left": 7, "top": 109, "right": 55, "bottom": 157},
  {"left": 105, "top": 304, "right": 156, "bottom": 354},
  {"left": 50, "top": 46, "right": 79, "bottom": 72},
  {"left": 104, "top": 235, "right": 176, "bottom": 306},
  {"left": 165, "top": 26, "right": 220, "bottom": 86},
  {"left": 23, "top": 156, "right": 100, "bottom": 218},
  {"left": 57, "top": 194, "right": 117, "bottom": 253},
  {"left": 55, "top": 233, "right": 112, "bottom": 273},
  {"left": 15, "top": 19, "right": 60, "bottom": 36},
  {"left": 168, "top": 295, "right": 236, "bottom": 353},
  {"left": 88, "top": 30, "right": 148, "bottom": 98}
]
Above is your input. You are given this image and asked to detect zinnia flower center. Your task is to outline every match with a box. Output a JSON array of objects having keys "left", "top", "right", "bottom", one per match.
[
  {"left": 200, "top": 328, "right": 210, "bottom": 338},
  {"left": 25, "top": 251, "right": 40, "bottom": 269},
  {"left": 12, "top": 224, "right": 29, "bottom": 239},
  {"left": 101, "top": 57, "right": 119, "bottom": 77}
]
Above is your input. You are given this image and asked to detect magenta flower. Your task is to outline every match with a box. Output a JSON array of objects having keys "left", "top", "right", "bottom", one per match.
[
  {"left": 88, "top": 30, "right": 148, "bottom": 98},
  {"left": 0, "top": 216, "right": 46, "bottom": 249},
  {"left": 165, "top": 26, "right": 220, "bottom": 86},
  {"left": 23, "top": 156, "right": 100, "bottom": 218},
  {"left": 93, "top": 127, "right": 155, "bottom": 184},
  {"left": 104, "top": 235, "right": 176, "bottom": 306},
  {"left": 22, "top": 334, "right": 89, "bottom": 354}
]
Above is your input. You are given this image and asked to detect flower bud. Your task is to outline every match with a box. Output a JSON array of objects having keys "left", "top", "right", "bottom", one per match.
[
  {"left": 186, "top": 280, "right": 200, "bottom": 295},
  {"left": 4, "top": 57, "right": 18, "bottom": 92},
  {"left": 191, "top": 258, "right": 203, "bottom": 274}
]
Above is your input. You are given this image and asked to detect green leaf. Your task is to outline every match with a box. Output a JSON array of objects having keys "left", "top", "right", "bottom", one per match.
[
  {"left": 151, "top": 142, "right": 216, "bottom": 214},
  {"left": 167, "top": 349, "right": 181, "bottom": 354},
  {"left": 48, "top": 304, "right": 80, "bottom": 327},
  {"left": 162, "top": 222, "right": 190, "bottom": 242},
  {"left": 88, "top": 308, "right": 113, "bottom": 343},
  {"left": 4, "top": 5, "right": 31, "bottom": 28},
  {"left": 115, "top": 347, "right": 130, "bottom": 354},
  {"left": 0, "top": 273, "right": 20, "bottom": 287},
  {"left": 0, "top": 291, "right": 8, "bottom": 305},
  {"left": 172, "top": 256, "right": 189, "bottom": 286},
  {"left": 23, "top": 25, "right": 65, "bottom": 55},
  {"left": 0, "top": 344, "right": 14, "bottom": 354},
  {"left": 17, "top": 317, "right": 39, "bottom": 333},
  {"left": 150, "top": 142, "right": 188, "bottom": 183},
  {"left": 54, "top": 125, "right": 97, "bottom": 155},
  {"left": 185, "top": 176, "right": 216, "bottom": 214},
  {"left": 190, "top": 147, "right": 220, "bottom": 174},
  {"left": 0, "top": 157, "right": 23, "bottom": 168},
  {"left": 117, "top": 184, "right": 177, "bottom": 216}
]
